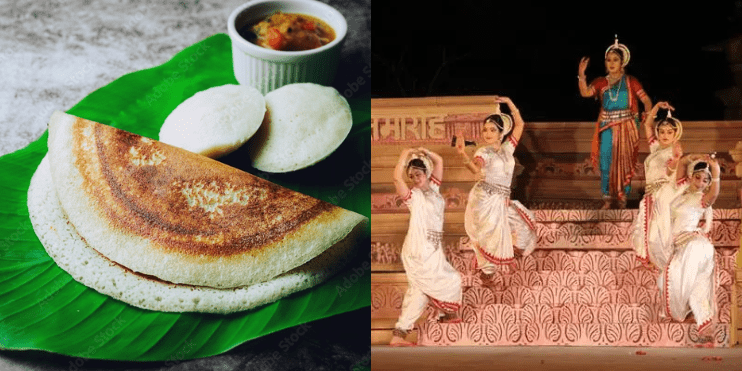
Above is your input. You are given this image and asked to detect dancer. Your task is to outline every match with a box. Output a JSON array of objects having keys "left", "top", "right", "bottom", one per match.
[
  {"left": 578, "top": 36, "right": 653, "bottom": 209},
  {"left": 455, "top": 96, "right": 537, "bottom": 276},
  {"left": 658, "top": 153, "right": 720, "bottom": 338},
  {"left": 630, "top": 102, "right": 683, "bottom": 270},
  {"left": 390, "top": 147, "right": 462, "bottom": 347}
]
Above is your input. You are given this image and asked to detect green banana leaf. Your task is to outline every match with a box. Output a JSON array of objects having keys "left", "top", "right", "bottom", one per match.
[{"left": 0, "top": 33, "right": 370, "bottom": 361}]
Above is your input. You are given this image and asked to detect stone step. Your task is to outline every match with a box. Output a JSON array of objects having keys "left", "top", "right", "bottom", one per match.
[
  {"left": 456, "top": 302, "right": 732, "bottom": 325},
  {"left": 417, "top": 322, "right": 731, "bottom": 347},
  {"left": 459, "top": 285, "right": 733, "bottom": 308},
  {"left": 374, "top": 244, "right": 739, "bottom": 274}
]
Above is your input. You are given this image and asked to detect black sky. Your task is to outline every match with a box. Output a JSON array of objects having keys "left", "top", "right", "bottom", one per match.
[{"left": 372, "top": 0, "right": 742, "bottom": 121}]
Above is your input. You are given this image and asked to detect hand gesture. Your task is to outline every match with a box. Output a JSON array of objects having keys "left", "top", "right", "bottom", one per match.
[
  {"left": 652, "top": 101, "right": 675, "bottom": 115},
  {"left": 578, "top": 57, "right": 590, "bottom": 75},
  {"left": 672, "top": 142, "right": 682, "bottom": 159},
  {"left": 455, "top": 132, "right": 466, "bottom": 155},
  {"left": 710, "top": 157, "right": 721, "bottom": 177},
  {"left": 494, "top": 96, "right": 512, "bottom": 105}
]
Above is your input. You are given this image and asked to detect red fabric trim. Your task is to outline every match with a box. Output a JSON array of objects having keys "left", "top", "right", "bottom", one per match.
[
  {"left": 637, "top": 89, "right": 647, "bottom": 100},
  {"left": 430, "top": 175, "right": 441, "bottom": 186},
  {"left": 676, "top": 177, "right": 688, "bottom": 187},
  {"left": 701, "top": 200, "right": 710, "bottom": 209},
  {"left": 473, "top": 156, "right": 484, "bottom": 166},
  {"left": 508, "top": 136, "right": 519, "bottom": 148},
  {"left": 427, "top": 295, "right": 461, "bottom": 313},
  {"left": 697, "top": 318, "right": 713, "bottom": 335},
  {"left": 664, "top": 256, "right": 676, "bottom": 320},
  {"left": 648, "top": 136, "right": 657, "bottom": 146},
  {"left": 513, "top": 204, "right": 537, "bottom": 232},
  {"left": 475, "top": 244, "right": 515, "bottom": 266},
  {"left": 642, "top": 194, "right": 653, "bottom": 260},
  {"left": 403, "top": 189, "right": 412, "bottom": 201}
]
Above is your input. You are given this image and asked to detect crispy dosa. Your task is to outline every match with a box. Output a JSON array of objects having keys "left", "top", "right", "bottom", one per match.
[
  {"left": 45, "top": 111, "right": 366, "bottom": 290},
  {"left": 29, "top": 156, "right": 363, "bottom": 313}
]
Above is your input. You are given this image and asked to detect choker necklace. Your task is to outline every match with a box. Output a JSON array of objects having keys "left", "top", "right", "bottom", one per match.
[{"left": 607, "top": 75, "right": 623, "bottom": 102}]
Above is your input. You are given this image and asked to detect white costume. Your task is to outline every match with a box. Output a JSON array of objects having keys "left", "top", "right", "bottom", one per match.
[
  {"left": 631, "top": 136, "right": 677, "bottom": 269},
  {"left": 465, "top": 136, "right": 537, "bottom": 273},
  {"left": 395, "top": 176, "right": 462, "bottom": 332},
  {"left": 656, "top": 180, "right": 716, "bottom": 333}
]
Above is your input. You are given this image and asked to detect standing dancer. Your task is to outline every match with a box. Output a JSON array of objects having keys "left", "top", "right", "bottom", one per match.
[
  {"left": 455, "top": 96, "right": 537, "bottom": 276},
  {"left": 578, "top": 36, "right": 653, "bottom": 209},
  {"left": 390, "top": 147, "right": 462, "bottom": 347},
  {"left": 657, "top": 154, "right": 720, "bottom": 338},
  {"left": 631, "top": 102, "right": 683, "bottom": 269}
]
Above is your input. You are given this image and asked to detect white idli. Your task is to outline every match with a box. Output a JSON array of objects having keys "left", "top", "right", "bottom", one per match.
[
  {"left": 159, "top": 84, "right": 266, "bottom": 158},
  {"left": 248, "top": 83, "right": 352, "bottom": 173}
]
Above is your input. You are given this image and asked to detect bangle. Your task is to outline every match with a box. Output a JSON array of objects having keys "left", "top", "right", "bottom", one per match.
[
  {"left": 712, "top": 177, "right": 720, "bottom": 182},
  {"left": 577, "top": 75, "right": 586, "bottom": 80},
  {"left": 462, "top": 157, "right": 471, "bottom": 165}
]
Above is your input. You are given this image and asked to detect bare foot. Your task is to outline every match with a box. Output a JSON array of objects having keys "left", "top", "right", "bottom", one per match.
[
  {"left": 389, "top": 336, "right": 416, "bottom": 347},
  {"left": 600, "top": 200, "right": 611, "bottom": 210}
]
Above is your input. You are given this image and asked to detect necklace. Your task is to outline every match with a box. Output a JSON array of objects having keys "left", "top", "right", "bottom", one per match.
[{"left": 607, "top": 75, "right": 623, "bottom": 102}]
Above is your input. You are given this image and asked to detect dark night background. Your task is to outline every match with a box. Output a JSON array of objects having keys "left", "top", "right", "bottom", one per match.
[{"left": 372, "top": 0, "right": 742, "bottom": 121}]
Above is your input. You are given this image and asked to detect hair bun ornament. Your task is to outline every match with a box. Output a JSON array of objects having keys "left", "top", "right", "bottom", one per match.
[
  {"left": 407, "top": 149, "right": 433, "bottom": 179},
  {"left": 499, "top": 113, "right": 514, "bottom": 137},
  {"left": 605, "top": 34, "right": 631, "bottom": 67}
]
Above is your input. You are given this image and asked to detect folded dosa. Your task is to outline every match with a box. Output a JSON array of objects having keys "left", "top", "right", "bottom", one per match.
[
  {"left": 44, "top": 111, "right": 366, "bottom": 290},
  {"left": 29, "top": 156, "right": 364, "bottom": 313}
]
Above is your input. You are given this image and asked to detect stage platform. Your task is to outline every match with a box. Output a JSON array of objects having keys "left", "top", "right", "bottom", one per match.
[
  {"left": 371, "top": 345, "right": 742, "bottom": 371},
  {"left": 371, "top": 96, "right": 742, "bottom": 348}
]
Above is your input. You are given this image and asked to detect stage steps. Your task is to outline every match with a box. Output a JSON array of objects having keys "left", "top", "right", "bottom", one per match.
[{"left": 371, "top": 209, "right": 740, "bottom": 347}]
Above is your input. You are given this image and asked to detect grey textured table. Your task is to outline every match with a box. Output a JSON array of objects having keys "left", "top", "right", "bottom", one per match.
[{"left": 0, "top": 0, "right": 370, "bottom": 370}]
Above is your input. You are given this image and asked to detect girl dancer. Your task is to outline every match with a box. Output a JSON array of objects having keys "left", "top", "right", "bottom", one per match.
[
  {"left": 455, "top": 96, "right": 537, "bottom": 276},
  {"left": 390, "top": 147, "right": 462, "bottom": 347},
  {"left": 659, "top": 154, "right": 720, "bottom": 338},
  {"left": 631, "top": 102, "right": 683, "bottom": 270}
]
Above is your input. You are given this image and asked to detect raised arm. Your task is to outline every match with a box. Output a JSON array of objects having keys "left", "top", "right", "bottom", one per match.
[
  {"left": 701, "top": 158, "right": 721, "bottom": 207},
  {"left": 418, "top": 147, "right": 443, "bottom": 182},
  {"left": 455, "top": 133, "right": 482, "bottom": 175},
  {"left": 666, "top": 141, "right": 683, "bottom": 177},
  {"left": 577, "top": 57, "right": 595, "bottom": 98},
  {"left": 393, "top": 148, "right": 413, "bottom": 198},
  {"left": 640, "top": 95, "right": 653, "bottom": 119},
  {"left": 496, "top": 96, "right": 524, "bottom": 144}
]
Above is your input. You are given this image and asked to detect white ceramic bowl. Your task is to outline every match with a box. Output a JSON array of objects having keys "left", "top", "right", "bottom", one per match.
[{"left": 227, "top": 0, "right": 347, "bottom": 94}]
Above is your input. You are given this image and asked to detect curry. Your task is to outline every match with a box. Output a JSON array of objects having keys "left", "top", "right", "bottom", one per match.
[{"left": 239, "top": 12, "right": 336, "bottom": 51}]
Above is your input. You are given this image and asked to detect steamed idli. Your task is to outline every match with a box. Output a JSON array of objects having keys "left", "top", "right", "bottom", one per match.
[
  {"left": 159, "top": 84, "right": 266, "bottom": 158},
  {"left": 248, "top": 83, "right": 352, "bottom": 173}
]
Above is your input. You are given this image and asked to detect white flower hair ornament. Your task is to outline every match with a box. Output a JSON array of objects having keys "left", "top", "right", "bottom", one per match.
[
  {"left": 407, "top": 149, "right": 433, "bottom": 179},
  {"left": 605, "top": 34, "right": 631, "bottom": 67}
]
